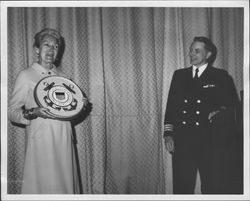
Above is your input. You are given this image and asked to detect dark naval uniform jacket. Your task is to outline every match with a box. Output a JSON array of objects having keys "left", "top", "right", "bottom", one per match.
[{"left": 164, "top": 65, "right": 241, "bottom": 193}]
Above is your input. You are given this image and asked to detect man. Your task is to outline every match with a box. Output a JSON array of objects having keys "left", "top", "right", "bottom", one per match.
[{"left": 164, "top": 36, "right": 241, "bottom": 194}]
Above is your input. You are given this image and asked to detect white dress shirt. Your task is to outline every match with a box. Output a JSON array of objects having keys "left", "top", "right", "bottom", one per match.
[{"left": 192, "top": 63, "right": 208, "bottom": 78}]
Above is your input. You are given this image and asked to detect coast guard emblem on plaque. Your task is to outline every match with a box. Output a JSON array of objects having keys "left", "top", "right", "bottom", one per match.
[{"left": 34, "top": 76, "right": 86, "bottom": 120}]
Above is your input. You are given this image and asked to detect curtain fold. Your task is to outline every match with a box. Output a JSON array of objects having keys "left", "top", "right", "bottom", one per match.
[
  {"left": 101, "top": 8, "right": 165, "bottom": 193},
  {"left": 7, "top": 7, "right": 243, "bottom": 194}
]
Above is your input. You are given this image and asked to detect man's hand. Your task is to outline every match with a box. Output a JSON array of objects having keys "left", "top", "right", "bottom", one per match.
[
  {"left": 208, "top": 110, "right": 220, "bottom": 123},
  {"left": 164, "top": 136, "right": 174, "bottom": 152}
]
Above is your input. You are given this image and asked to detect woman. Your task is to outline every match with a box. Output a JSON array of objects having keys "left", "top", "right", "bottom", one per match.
[{"left": 8, "top": 28, "right": 87, "bottom": 194}]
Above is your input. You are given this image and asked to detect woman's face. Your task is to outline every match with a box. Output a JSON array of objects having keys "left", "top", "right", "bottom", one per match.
[{"left": 36, "top": 35, "right": 59, "bottom": 68}]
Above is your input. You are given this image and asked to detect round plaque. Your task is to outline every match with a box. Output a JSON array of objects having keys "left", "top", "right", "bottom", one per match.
[{"left": 34, "top": 76, "right": 87, "bottom": 120}]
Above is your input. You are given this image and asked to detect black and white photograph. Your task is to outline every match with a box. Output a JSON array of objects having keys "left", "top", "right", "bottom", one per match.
[{"left": 1, "top": 1, "right": 249, "bottom": 200}]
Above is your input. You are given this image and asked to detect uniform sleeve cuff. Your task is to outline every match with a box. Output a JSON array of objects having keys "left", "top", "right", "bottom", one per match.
[
  {"left": 164, "top": 131, "right": 173, "bottom": 137},
  {"left": 164, "top": 124, "right": 173, "bottom": 132},
  {"left": 163, "top": 124, "right": 174, "bottom": 137}
]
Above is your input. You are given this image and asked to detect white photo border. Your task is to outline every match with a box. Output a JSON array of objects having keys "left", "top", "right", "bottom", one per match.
[{"left": 1, "top": 1, "right": 249, "bottom": 200}]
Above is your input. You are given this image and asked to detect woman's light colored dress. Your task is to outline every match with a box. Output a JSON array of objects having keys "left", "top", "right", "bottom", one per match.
[{"left": 8, "top": 63, "right": 80, "bottom": 194}]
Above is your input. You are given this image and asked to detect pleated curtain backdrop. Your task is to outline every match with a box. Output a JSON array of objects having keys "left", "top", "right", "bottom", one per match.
[{"left": 7, "top": 7, "right": 243, "bottom": 194}]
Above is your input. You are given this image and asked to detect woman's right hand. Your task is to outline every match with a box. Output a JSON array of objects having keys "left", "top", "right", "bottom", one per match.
[{"left": 32, "top": 107, "right": 53, "bottom": 119}]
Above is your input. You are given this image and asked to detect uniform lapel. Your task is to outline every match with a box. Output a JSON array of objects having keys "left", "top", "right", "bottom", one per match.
[
  {"left": 187, "top": 66, "right": 193, "bottom": 79},
  {"left": 184, "top": 66, "right": 194, "bottom": 91},
  {"left": 199, "top": 64, "right": 213, "bottom": 80}
]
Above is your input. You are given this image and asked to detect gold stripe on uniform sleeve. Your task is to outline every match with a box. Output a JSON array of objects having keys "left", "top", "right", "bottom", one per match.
[{"left": 164, "top": 124, "right": 173, "bottom": 132}]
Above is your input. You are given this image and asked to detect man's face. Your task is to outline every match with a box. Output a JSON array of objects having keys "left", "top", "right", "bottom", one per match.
[
  {"left": 37, "top": 35, "right": 59, "bottom": 67},
  {"left": 189, "top": 41, "right": 211, "bottom": 67}
]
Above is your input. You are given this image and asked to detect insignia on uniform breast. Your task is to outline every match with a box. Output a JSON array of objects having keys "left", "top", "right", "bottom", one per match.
[{"left": 203, "top": 84, "right": 216, "bottom": 88}]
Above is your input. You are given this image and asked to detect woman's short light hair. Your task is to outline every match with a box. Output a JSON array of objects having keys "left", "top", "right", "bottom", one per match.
[{"left": 33, "top": 28, "right": 63, "bottom": 48}]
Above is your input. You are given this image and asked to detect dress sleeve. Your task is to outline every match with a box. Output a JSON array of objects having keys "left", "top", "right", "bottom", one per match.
[{"left": 8, "top": 71, "right": 31, "bottom": 125}]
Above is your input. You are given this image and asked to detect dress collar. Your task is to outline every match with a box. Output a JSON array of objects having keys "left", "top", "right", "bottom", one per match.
[{"left": 32, "top": 62, "right": 58, "bottom": 76}]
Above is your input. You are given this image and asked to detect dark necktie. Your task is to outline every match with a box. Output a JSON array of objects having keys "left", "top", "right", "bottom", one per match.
[{"left": 194, "top": 68, "right": 199, "bottom": 80}]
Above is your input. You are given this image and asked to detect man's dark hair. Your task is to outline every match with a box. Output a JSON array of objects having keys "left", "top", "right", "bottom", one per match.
[{"left": 193, "top": 36, "right": 217, "bottom": 65}]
